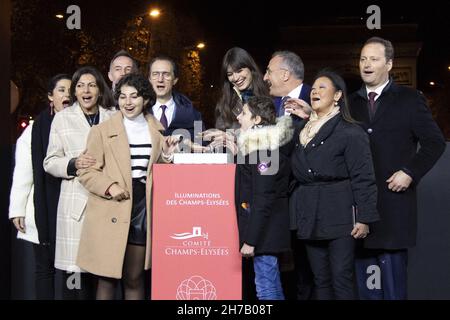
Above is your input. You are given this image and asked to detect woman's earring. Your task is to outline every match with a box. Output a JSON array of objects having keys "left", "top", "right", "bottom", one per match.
[{"left": 334, "top": 101, "right": 339, "bottom": 106}]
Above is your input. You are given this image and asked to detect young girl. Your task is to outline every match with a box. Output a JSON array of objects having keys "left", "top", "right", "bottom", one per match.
[
  {"left": 235, "top": 96, "right": 294, "bottom": 300},
  {"left": 76, "top": 73, "right": 179, "bottom": 300}
]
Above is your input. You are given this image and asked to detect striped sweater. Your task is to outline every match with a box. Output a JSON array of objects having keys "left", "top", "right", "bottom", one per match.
[{"left": 123, "top": 114, "right": 152, "bottom": 182}]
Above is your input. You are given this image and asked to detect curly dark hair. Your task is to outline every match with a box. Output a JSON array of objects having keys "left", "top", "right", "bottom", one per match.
[
  {"left": 245, "top": 96, "right": 276, "bottom": 126},
  {"left": 114, "top": 73, "right": 156, "bottom": 109}
]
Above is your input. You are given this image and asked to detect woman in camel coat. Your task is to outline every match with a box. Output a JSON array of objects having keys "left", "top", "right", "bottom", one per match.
[{"left": 76, "top": 73, "right": 179, "bottom": 300}]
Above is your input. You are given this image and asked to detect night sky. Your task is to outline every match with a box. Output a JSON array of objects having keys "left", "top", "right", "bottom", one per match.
[
  {"left": 181, "top": 0, "right": 450, "bottom": 89},
  {"left": 42, "top": 0, "right": 450, "bottom": 88},
  {"left": 11, "top": 0, "right": 450, "bottom": 129}
]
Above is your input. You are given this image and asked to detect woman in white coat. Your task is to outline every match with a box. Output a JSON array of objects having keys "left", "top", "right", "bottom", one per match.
[
  {"left": 44, "top": 66, "right": 115, "bottom": 299},
  {"left": 9, "top": 74, "right": 71, "bottom": 299},
  {"left": 9, "top": 124, "right": 38, "bottom": 243}
]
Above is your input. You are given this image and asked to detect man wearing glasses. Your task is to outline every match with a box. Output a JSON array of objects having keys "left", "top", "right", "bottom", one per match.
[
  {"left": 148, "top": 55, "right": 203, "bottom": 138},
  {"left": 264, "top": 50, "right": 314, "bottom": 300},
  {"left": 264, "top": 51, "right": 311, "bottom": 121}
]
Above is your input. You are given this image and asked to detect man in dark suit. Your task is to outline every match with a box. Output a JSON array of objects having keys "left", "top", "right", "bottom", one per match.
[
  {"left": 148, "top": 55, "right": 203, "bottom": 139},
  {"left": 348, "top": 37, "right": 446, "bottom": 299},
  {"left": 264, "top": 50, "right": 315, "bottom": 300},
  {"left": 264, "top": 50, "right": 312, "bottom": 122}
]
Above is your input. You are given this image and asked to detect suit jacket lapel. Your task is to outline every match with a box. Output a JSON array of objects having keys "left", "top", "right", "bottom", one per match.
[
  {"left": 371, "top": 87, "right": 396, "bottom": 124},
  {"left": 273, "top": 97, "right": 283, "bottom": 115},
  {"left": 355, "top": 80, "right": 395, "bottom": 125},
  {"left": 107, "top": 112, "right": 132, "bottom": 192},
  {"left": 145, "top": 114, "right": 165, "bottom": 170},
  {"left": 169, "top": 103, "right": 197, "bottom": 131},
  {"left": 168, "top": 104, "right": 181, "bottom": 130},
  {"left": 299, "top": 83, "right": 311, "bottom": 105},
  {"left": 351, "top": 87, "right": 370, "bottom": 125}
]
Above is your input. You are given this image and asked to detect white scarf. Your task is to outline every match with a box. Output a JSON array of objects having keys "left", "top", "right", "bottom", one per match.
[{"left": 300, "top": 106, "right": 340, "bottom": 147}]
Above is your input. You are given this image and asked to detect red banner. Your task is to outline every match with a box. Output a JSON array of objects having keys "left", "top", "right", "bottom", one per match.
[{"left": 151, "top": 164, "right": 242, "bottom": 300}]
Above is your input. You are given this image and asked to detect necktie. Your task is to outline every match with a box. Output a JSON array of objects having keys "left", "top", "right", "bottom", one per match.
[
  {"left": 160, "top": 105, "right": 168, "bottom": 129},
  {"left": 368, "top": 92, "right": 378, "bottom": 116},
  {"left": 278, "top": 96, "right": 290, "bottom": 117}
]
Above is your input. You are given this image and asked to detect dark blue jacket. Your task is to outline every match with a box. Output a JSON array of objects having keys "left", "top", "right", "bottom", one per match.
[
  {"left": 274, "top": 83, "right": 311, "bottom": 124},
  {"left": 149, "top": 90, "right": 203, "bottom": 139}
]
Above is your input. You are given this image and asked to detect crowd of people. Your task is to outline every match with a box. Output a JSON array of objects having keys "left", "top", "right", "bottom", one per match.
[{"left": 8, "top": 37, "right": 446, "bottom": 300}]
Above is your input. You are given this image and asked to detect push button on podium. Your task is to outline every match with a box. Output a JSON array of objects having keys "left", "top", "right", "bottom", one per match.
[{"left": 111, "top": 218, "right": 117, "bottom": 223}]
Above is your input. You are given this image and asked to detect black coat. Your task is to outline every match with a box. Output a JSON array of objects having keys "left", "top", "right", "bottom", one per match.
[
  {"left": 235, "top": 116, "right": 294, "bottom": 255},
  {"left": 290, "top": 114, "right": 379, "bottom": 240},
  {"left": 348, "top": 81, "right": 446, "bottom": 249},
  {"left": 31, "top": 108, "right": 61, "bottom": 244}
]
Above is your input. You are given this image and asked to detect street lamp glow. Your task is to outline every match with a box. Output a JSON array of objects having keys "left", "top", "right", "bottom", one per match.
[
  {"left": 196, "top": 42, "right": 206, "bottom": 49},
  {"left": 55, "top": 14, "right": 64, "bottom": 19},
  {"left": 429, "top": 81, "right": 435, "bottom": 86},
  {"left": 149, "top": 9, "right": 160, "bottom": 18},
  {"left": 448, "top": 66, "right": 450, "bottom": 71}
]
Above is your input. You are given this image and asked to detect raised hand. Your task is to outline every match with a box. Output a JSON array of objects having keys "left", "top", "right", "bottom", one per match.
[{"left": 284, "top": 98, "right": 312, "bottom": 119}]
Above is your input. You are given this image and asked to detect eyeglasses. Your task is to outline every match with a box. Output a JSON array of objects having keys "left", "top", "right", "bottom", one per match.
[
  {"left": 265, "top": 67, "right": 289, "bottom": 75},
  {"left": 150, "top": 71, "right": 173, "bottom": 80}
]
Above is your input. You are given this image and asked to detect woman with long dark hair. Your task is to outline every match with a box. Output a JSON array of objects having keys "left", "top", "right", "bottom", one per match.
[
  {"left": 200, "top": 47, "right": 270, "bottom": 151},
  {"left": 215, "top": 47, "right": 270, "bottom": 130}
]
